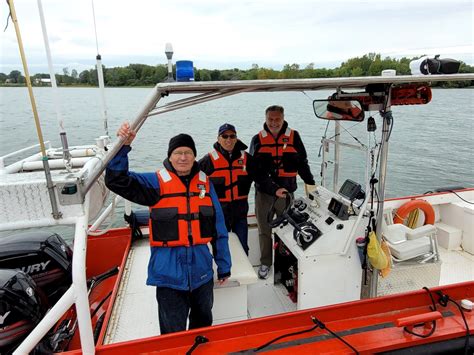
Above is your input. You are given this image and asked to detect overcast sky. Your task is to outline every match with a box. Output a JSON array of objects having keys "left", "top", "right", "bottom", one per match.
[{"left": 1, "top": 0, "right": 473, "bottom": 74}]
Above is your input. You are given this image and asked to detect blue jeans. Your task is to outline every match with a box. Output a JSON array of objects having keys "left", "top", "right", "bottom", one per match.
[
  {"left": 155, "top": 279, "right": 214, "bottom": 334},
  {"left": 229, "top": 217, "right": 249, "bottom": 255}
]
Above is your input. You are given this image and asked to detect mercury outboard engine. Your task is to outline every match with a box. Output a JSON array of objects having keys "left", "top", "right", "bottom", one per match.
[
  {"left": 0, "top": 232, "right": 73, "bottom": 305},
  {"left": 0, "top": 269, "right": 47, "bottom": 354}
]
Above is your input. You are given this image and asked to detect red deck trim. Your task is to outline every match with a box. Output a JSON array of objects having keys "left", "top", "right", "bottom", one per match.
[{"left": 91, "top": 281, "right": 474, "bottom": 354}]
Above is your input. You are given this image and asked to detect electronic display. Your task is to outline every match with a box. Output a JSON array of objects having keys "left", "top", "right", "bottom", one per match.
[
  {"left": 339, "top": 179, "right": 363, "bottom": 201},
  {"left": 328, "top": 198, "right": 349, "bottom": 220}
]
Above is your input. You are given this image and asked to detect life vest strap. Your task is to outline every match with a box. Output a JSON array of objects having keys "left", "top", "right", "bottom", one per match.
[
  {"left": 213, "top": 166, "right": 245, "bottom": 172},
  {"left": 160, "top": 192, "right": 210, "bottom": 199},
  {"left": 177, "top": 212, "right": 200, "bottom": 221}
]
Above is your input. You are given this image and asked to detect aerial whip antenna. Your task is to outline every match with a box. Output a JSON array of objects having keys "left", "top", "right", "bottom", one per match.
[
  {"left": 37, "top": 0, "right": 72, "bottom": 171},
  {"left": 6, "top": 0, "right": 62, "bottom": 219},
  {"left": 92, "top": 0, "right": 109, "bottom": 136}
]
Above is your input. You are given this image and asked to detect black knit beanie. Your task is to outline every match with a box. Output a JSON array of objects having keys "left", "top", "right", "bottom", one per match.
[{"left": 167, "top": 133, "right": 197, "bottom": 158}]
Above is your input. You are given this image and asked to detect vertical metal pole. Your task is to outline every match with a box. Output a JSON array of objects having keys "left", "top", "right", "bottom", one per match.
[
  {"left": 96, "top": 55, "right": 109, "bottom": 136},
  {"left": 320, "top": 139, "right": 327, "bottom": 187},
  {"left": 91, "top": 0, "right": 109, "bottom": 136},
  {"left": 73, "top": 195, "right": 95, "bottom": 355},
  {"left": 8, "top": 0, "right": 61, "bottom": 219},
  {"left": 37, "top": 0, "right": 72, "bottom": 170},
  {"left": 165, "top": 43, "right": 174, "bottom": 82},
  {"left": 333, "top": 121, "right": 341, "bottom": 191},
  {"left": 369, "top": 110, "right": 393, "bottom": 297}
]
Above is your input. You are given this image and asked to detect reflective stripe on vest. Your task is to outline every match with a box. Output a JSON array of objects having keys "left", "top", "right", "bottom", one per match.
[
  {"left": 209, "top": 150, "right": 248, "bottom": 202},
  {"left": 257, "top": 128, "right": 298, "bottom": 178},
  {"left": 149, "top": 169, "right": 214, "bottom": 247}
]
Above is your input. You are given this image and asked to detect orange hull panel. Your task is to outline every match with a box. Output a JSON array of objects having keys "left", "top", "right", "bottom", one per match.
[{"left": 90, "top": 281, "right": 473, "bottom": 354}]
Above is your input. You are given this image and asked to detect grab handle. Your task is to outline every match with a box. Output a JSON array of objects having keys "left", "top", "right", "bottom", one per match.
[{"left": 395, "top": 311, "right": 442, "bottom": 331}]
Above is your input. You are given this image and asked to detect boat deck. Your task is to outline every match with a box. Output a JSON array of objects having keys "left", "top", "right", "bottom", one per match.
[{"left": 104, "top": 236, "right": 473, "bottom": 344}]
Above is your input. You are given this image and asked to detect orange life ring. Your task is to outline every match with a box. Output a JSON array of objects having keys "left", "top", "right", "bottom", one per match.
[{"left": 393, "top": 199, "right": 435, "bottom": 225}]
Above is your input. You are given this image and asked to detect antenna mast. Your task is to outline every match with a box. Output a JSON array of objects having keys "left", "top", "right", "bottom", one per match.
[{"left": 92, "top": 0, "right": 109, "bottom": 136}]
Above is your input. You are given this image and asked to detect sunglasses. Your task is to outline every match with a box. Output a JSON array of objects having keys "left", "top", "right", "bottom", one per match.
[{"left": 221, "top": 134, "right": 237, "bottom": 139}]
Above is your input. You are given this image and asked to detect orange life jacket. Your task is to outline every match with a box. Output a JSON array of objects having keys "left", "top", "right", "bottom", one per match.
[
  {"left": 326, "top": 104, "right": 362, "bottom": 120},
  {"left": 257, "top": 128, "right": 298, "bottom": 178},
  {"left": 208, "top": 150, "right": 249, "bottom": 202},
  {"left": 148, "top": 169, "right": 215, "bottom": 247}
]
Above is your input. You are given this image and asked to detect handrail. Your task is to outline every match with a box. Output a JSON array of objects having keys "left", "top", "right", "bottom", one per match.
[
  {"left": 83, "top": 86, "right": 254, "bottom": 195},
  {"left": 0, "top": 142, "right": 52, "bottom": 170},
  {"left": 0, "top": 141, "right": 52, "bottom": 160},
  {"left": 82, "top": 86, "right": 163, "bottom": 195},
  {"left": 88, "top": 194, "right": 122, "bottom": 235},
  {"left": 14, "top": 195, "right": 94, "bottom": 355}
]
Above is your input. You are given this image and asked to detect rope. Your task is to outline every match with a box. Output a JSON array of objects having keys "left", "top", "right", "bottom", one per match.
[{"left": 407, "top": 208, "right": 419, "bottom": 228}]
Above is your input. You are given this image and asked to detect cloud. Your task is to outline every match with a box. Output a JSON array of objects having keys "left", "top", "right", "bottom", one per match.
[{"left": 1, "top": 0, "right": 472, "bottom": 74}]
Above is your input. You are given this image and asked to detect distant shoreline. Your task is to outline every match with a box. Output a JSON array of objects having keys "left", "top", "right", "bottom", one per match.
[
  {"left": 1, "top": 83, "right": 473, "bottom": 89},
  {"left": 2, "top": 53, "right": 473, "bottom": 88}
]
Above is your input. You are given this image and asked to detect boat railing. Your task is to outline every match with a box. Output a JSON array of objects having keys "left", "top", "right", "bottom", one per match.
[
  {"left": 0, "top": 141, "right": 51, "bottom": 171},
  {"left": 0, "top": 143, "right": 101, "bottom": 174},
  {"left": 88, "top": 194, "right": 124, "bottom": 236},
  {"left": 14, "top": 194, "right": 95, "bottom": 355},
  {"left": 0, "top": 143, "right": 108, "bottom": 232}
]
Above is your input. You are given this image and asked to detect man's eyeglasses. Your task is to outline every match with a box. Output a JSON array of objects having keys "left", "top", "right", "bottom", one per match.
[
  {"left": 221, "top": 134, "right": 237, "bottom": 139},
  {"left": 171, "top": 150, "right": 194, "bottom": 157}
]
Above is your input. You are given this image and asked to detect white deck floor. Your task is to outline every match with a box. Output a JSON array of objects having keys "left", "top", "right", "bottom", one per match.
[
  {"left": 104, "top": 238, "right": 473, "bottom": 344},
  {"left": 438, "top": 247, "right": 474, "bottom": 285}
]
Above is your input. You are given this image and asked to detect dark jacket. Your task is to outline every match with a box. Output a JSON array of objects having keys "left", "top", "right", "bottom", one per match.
[
  {"left": 105, "top": 146, "right": 231, "bottom": 291},
  {"left": 249, "top": 121, "right": 315, "bottom": 193},
  {"left": 199, "top": 140, "right": 278, "bottom": 225}
]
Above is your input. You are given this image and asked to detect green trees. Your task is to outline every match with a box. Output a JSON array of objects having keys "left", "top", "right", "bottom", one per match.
[
  {"left": 1, "top": 54, "right": 473, "bottom": 87},
  {"left": 7, "top": 70, "right": 24, "bottom": 83}
]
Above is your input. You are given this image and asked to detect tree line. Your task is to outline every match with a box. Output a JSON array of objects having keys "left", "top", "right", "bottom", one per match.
[{"left": 1, "top": 53, "right": 473, "bottom": 88}]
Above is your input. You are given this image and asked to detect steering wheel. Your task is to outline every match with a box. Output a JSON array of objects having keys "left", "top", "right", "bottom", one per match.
[{"left": 267, "top": 193, "right": 293, "bottom": 228}]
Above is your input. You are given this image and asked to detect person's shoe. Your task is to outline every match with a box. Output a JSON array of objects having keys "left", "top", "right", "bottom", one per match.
[{"left": 258, "top": 265, "right": 270, "bottom": 279}]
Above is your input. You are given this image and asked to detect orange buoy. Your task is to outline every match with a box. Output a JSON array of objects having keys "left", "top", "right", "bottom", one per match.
[{"left": 394, "top": 199, "right": 435, "bottom": 225}]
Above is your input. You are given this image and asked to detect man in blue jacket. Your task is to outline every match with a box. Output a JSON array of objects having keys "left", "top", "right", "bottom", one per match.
[{"left": 105, "top": 122, "right": 231, "bottom": 335}]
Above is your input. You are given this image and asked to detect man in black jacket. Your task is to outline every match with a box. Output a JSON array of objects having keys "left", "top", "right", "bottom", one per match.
[
  {"left": 199, "top": 123, "right": 285, "bottom": 255},
  {"left": 250, "top": 105, "right": 315, "bottom": 279}
]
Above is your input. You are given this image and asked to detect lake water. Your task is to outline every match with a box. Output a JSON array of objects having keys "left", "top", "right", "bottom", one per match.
[{"left": 0, "top": 86, "right": 473, "bottom": 236}]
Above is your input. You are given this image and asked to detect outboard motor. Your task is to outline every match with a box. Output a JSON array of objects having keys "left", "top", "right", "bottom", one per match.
[
  {"left": 0, "top": 269, "right": 47, "bottom": 354},
  {"left": 0, "top": 232, "right": 73, "bottom": 305}
]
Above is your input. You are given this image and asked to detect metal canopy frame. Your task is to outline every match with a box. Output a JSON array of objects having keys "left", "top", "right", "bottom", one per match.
[
  {"left": 84, "top": 73, "right": 474, "bottom": 194},
  {"left": 154, "top": 74, "right": 472, "bottom": 93}
]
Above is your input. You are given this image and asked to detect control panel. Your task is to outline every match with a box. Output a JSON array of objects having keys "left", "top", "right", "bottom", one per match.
[
  {"left": 272, "top": 180, "right": 368, "bottom": 311},
  {"left": 273, "top": 180, "right": 365, "bottom": 256}
]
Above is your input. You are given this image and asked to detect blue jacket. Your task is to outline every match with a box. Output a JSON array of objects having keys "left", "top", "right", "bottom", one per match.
[{"left": 105, "top": 146, "right": 232, "bottom": 291}]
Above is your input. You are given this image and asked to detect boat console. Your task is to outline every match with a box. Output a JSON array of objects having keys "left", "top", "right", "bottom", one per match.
[{"left": 272, "top": 181, "right": 368, "bottom": 310}]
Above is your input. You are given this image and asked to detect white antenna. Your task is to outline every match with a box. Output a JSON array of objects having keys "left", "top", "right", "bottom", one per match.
[
  {"left": 92, "top": 0, "right": 109, "bottom": 136},
  {"left": 165, "top": 42, "right": 175, "bottom": 82},
  {"left": 37, "top": 0, "right": 72, "bottom": 170}
]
